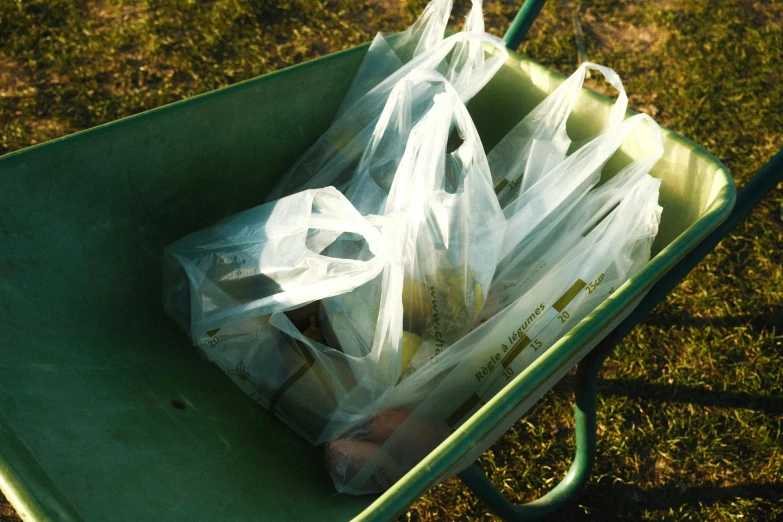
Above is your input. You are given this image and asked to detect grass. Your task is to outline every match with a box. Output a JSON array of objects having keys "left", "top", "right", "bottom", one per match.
[{"left": 1, "top": 0, "right": 781, "bottom": 520}]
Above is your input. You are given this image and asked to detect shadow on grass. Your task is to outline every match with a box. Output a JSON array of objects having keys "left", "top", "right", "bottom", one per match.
[
  {"left": 642, "top": 309, "right": 783, "bottom": 331},
  {"left": 490, "top": 481, "right": 783, "bottom": 521},
  {"left": 569, "top": 481, "right": 783, "bottom": 520},
  {"left": 596, "top": 378, "right": 783, "bottom": 415}
]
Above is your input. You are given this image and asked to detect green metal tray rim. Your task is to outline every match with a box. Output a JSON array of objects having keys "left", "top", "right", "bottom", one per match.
[
  {"left": 0, "top": 40, "right": 736, "bottom": 522},
  {"left": 0, "top": 417, "right": 81, "bottom": 521}
]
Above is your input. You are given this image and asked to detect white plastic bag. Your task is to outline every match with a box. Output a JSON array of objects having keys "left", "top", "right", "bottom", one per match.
[
  {"left": 492, "top": 113, "right": 663, "bottom": 320},
  {"left": 266, "top": 7, "right": 508, "bottom": 201},
  {"left": 337, "top": 0, "right": 491, "bottom": 117},
  {"left": 164, "top": 187, "right": 390, "bottom": 336},
  {"left": 326, "top": 170, "right": 663, "bottom": 493},
  {"left": 480, "top": 158, "right": 654, "bottom": 321},
  {"left": 317, "top": 78, "right": 507, "bottom": 440},
  {"left": 163, "top": 187, "right": 400, "bottom": 442},
  {"left": 484, "top": 113, "right": 664, "bottom": 319},
  {"left": 335, "top": 0, "right": 453, "bottom": 116},
  {"left": 409, "top": 172, "right": 663, "bottom": 424},
  {"left": 488, "top": 62, "right": 628, "bottom": 208},
  {"left": 343, "top": 69, "right": 455, "bottom": 216}
]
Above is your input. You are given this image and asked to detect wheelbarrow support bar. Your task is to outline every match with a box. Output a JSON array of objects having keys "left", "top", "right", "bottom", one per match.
[{"left": 503, "top": 0, "right": 548, "bottom": 52}]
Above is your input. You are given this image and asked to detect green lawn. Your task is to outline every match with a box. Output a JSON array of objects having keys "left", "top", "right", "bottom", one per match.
[{"left": 1, "top": 0, "right": 782, "bottom": 520}]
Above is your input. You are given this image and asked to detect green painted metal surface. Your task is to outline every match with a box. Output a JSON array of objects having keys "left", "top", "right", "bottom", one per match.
[
  {"left": 503, "top": 0, "right": 548, "bottom": 51},
  {"left": 458, "top": 349, "right": 600, "bottom": 521},
  {"left": 0, "top": 39, "right": 734, "bottom": 522}
]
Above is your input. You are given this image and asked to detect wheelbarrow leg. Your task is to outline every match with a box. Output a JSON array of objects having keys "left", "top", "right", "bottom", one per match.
[{"left": 458, "top": 351, "right": 604, "bottom": 521}]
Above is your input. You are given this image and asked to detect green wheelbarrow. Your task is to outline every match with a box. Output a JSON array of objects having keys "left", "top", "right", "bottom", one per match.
[{"left": 1, "top": 0, "right": 780, "bottom": 520}]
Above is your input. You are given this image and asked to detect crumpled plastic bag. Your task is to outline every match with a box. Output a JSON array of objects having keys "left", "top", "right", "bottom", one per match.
[
  {"left": 164, "top": 187, "right": 399, "bottom": 442},
  {"left": 265, "top": 0, "right": 507, "bottom": 201},
  {"left": 489, "top": 61, "right": 628, "bottom": 208},
  {"left": 325, "top": 170, "right": 663, "bottom": 494},
  {"left": 315, "top": 71, "right": 506, "bottom": 441},
  {"left": 484, "top": 113, "right": 664, "bottom": 320}
]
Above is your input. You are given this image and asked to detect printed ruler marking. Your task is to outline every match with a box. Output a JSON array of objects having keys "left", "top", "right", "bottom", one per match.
[
  {"left": 553, "top": 279, "right": 586, "bottom": 313},
  {"left": 445, "top": 278, "right": 588, "bottom": 429}
]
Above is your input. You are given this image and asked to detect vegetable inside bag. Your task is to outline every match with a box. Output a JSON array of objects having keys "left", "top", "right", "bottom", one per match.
[
  {"left": 326, "top": 169, "right": 664, "bottom": 494},
  {"left": 163, "top": 187, "right": 405, "bottom": 443},
  {"left": 317, "top": 76, "right": 506, "bottom": 442},
  {"left": 266, "top": 0, "right": 507, "bottom": 201}
]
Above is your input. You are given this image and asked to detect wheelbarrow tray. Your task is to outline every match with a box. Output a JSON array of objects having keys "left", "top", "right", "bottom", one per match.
[{"left": 0, "top": 40, "right": 734, "bottom": 521}]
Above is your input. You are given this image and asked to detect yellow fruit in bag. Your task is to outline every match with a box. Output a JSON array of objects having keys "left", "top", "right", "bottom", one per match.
[{"left": 401, "top": 278, "right": 431, "bottom": 333}]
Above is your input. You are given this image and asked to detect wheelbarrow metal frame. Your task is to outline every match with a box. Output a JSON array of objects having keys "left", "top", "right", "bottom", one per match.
[{"left": 0, "top": 1, "right": 776, "bottom": 521}]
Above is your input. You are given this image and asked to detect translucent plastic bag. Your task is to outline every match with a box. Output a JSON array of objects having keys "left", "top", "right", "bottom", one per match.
[
  {"left": 266, "top": 7, "right": 507, "bottom": 201},
  {"left": 484, "top": 113, "right": 664, "bottom": 319},
  {"left": 317, "top": 78, "right": 507, "bottom": 441},
  {"left": 489, "top": 62, "right": 628, "bottom": 208},
  {"left": 338, "top": 0, "right": 491, "bottom": 118},
  {"left": 163, "top": 187, "right": 400, "bottom": 442},
  {"left": 336, "top": 0, "right": 452, "bottom": 116},
  {"left": 326, "top": 170, "right": 663, "bottom": 494},
  {"left": 344, "top": 69, "right": 479, "bottom": 215}
]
